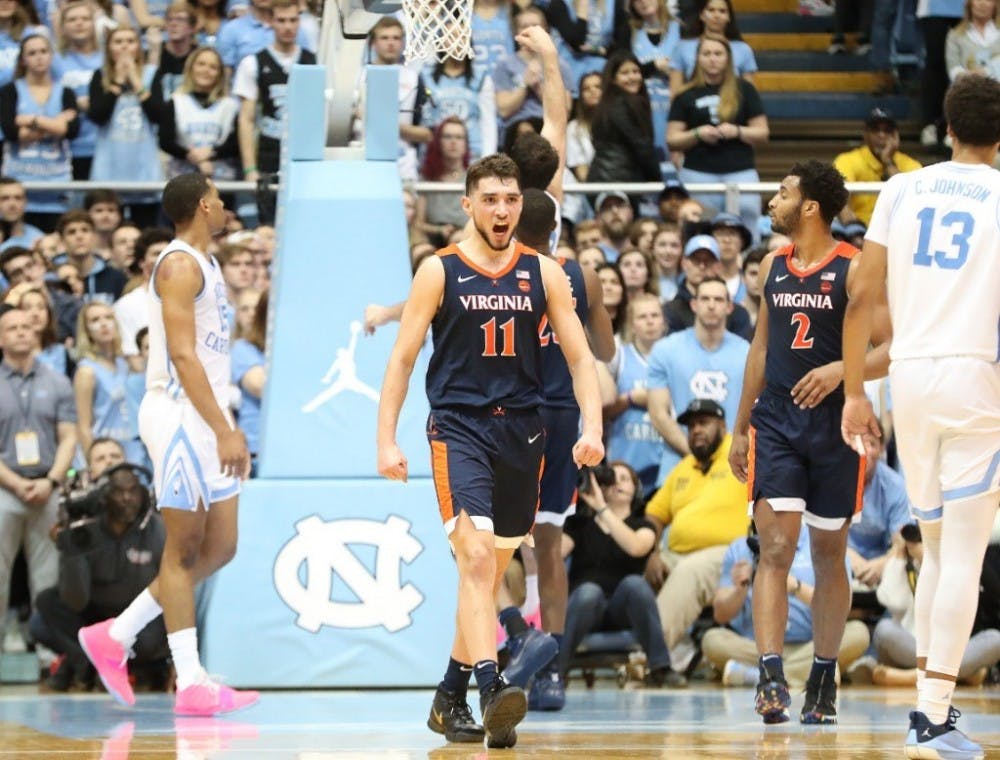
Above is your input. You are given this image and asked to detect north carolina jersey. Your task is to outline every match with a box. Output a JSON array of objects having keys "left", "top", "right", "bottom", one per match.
[
  {"left": 146, "top": 240, "right": 232, "bottom": 405},
  {"left": 426, "top": 244, "right": 547, "bottom": 410},
  {"left": 540, "top": 257, "right": 588, "bottom": 408},
  {"left": 867, "top": 161, "right": 1000, "bottom": 363},
  {"left": 763, "top": 242, "right": 856, "bottom": 402}
]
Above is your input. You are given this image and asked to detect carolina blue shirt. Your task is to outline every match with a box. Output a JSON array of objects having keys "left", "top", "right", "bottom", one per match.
[
  {"left": 671, "top": 38, "right": 758, "bottom": 82},
  {"left": 0, "top": 223, "right": 43, "bottom": 251},
  {"left": 607, "top": 343, "right": 664, "bottom": 497},
  {"left": 646, "top": 327, "right": 749, "bottom": 482},
  {"left": 216, "top": 14, "right": 313, "bottom": 68},
  {"left": 231, "top": 338, "right": 265, "bottom": 455},
  {"left": 470, "top": 6, "right": 514, "bottom": 79},
  {"left": 849, "top": 461, "right": 913, "bottom": 560},
  {"left": 492, "top": 52, "right": 575, "bottom": 129},
  {"left": 631, "top": 23, "right": 681, "bottom": 155}
]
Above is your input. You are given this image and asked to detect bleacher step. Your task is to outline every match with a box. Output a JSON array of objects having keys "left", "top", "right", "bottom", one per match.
[
  {"left": 744, "top": 32, "right": 857, "bottom": 51},
  {"left": 755, "top": 50, "right": 874, "bottom": 72},
  {"left": 762, "top": 92, "right": 912, "bottom": 119},
  {"left": 754, "top": 71, "right": 889, "bottom": 92},
  {"left": 740, "top": 12, "right": 833, "bottom": 32},
  {"left": 732, "top": 0, "right": 800, "bottom": 12}
]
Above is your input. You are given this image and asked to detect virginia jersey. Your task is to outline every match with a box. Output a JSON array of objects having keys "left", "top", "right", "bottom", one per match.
[
  {"left": 764, "top": 242, "right": 856, "bottom": 402},
  {"left": 426, "top": 244, "right": 547, "bottom": 410},
  {"left": 540, "top": 257, "right": 588, "bottom": 408},
  {"left": 146, "top": 240, "right": 232, "bottom": 405},
  {"left": 867, "top": 161, "right": 1000, "bottom": 363}
]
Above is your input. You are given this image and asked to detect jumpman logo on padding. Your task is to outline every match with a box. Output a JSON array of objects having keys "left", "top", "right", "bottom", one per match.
[{"left": 302, "top": 321, "right": 380, "bottom": 413}]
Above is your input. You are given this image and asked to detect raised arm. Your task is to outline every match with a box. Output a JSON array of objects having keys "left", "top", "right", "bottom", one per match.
[{"left": 516, "top": 26, "right": 568, "bottom": 202}]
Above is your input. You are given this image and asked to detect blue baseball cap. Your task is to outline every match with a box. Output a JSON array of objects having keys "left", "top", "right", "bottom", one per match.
[{"left": 684, "top": 234, "right": 721, "bottom": 260}]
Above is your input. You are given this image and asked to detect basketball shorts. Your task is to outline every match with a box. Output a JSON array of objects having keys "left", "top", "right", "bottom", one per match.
[
  {"left": 890, "top": 357, "right": 1000, "bottom": 520},
  {"left": 427, "top": 406, "right": 545, "bottom": 549},
  {"left": 748, "top": 391, "right": 864, "bottom": 530},
  {"left": 536, "top": 406, "right": 580, "bottom": 528},
  {"left": 139, "top": 390, "right": 241, "bottom": 511}
]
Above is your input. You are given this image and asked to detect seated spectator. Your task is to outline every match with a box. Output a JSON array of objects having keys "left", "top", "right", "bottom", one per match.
[
  {"left": 946, "top": 0, "right": 1000, "bottom": 82},
  {"left": 7, "top": 284, "right": 72, "bottom": 376},
  {"left": 422, "top": 54, "right": 497, "bottom": 160},
  {"left": 668, "top": 0, "right": 757, "bottom": 95},
  {"left": 84, "top": 189, "right": 122, "bottom": 260},
  {"left": 560, "top": 461, "right": 685, "bottom": 686},
  {"left": 833, "top": 108, "right": 921, "bottom": 227},
  {"left": 0, "top": 244, "right": 79, "bottom": 339},
  {"left": 414, "top": 117, "right": 470, "bottom": 245},
  {"left": 629, "top": 0, "right": 680, "bottom": 174},
  {"left": 586, "top": 51, "right": 662, "bottom": 190},
  {"left": 667, "top": 34, "right": 768, "bottom": 235},
  {"left": 114, "top": 227, "right": 171, "bottom": 364},
  {"left": 149, "top": 2, "right": 198, "bottom": 117},
  {"left": 595, "top": 261, "right": 628, "bottom": 338},
  {"left": 470, "top": 0, "right": 515, "bottom": 79},
  {"left": 599, "top": 292, "right": 667, "bottom": 495},
  {"left": 543, "top": 0, "right": 627, "bottom": 85},
  {"left": 108, "top": 222, "right": 140, "bottom": 273},
  {"left": 848, "top": 524, "right": 1000, "bottom": 687},
  {"left": 567, "top": 71, "right": 601, "bottom": 181},
  {"left": 618, "top": 247, "right": 659, "bottom": 301},
  {"left": 232, "top": 289, "right": 267, "bottom": 476},
  {"left": 710, "top": 212, "right": 750, "bottom": 302},
  {"left": 88, "top": 27, "right": 162, "bottom": 228},
  {"left": 593, "top": 190, "right": 634, "bottom": 261},
  {"left": 0, "top": 34, "right": 80, "bottom": 231},
  {"left": 650, "top": 222, "right": 681, "bottom": 300},
  {"left": 30, "top": 439, "right": 168, "bottom": 692},
  {"left": 159, "top": 46, "right": 241, "bottom": 182},
  {"left": 53, "top": 1, "right": 102, "bottom": 181},
  {"left": 644, "top": 398, "right": 750, "bottom": 670},
  {"left": 739, "top": 245, "right": 764, "bottom": 327},
  {"left": 0, "top": 176, "right": 43, "bottom": 252},
  {"left": 702, "top": 527, "right": 870, "bottom": 688},
  {"left": 216, "top": 0, "right": 312, "bottom": 71},
  {"left": 57, "top": 211, "right": 126, "bottom": 303}
]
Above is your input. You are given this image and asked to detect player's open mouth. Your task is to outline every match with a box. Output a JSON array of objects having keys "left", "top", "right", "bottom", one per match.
[{"left": 492, "top": 224, "right": 508, "bottom": 235}]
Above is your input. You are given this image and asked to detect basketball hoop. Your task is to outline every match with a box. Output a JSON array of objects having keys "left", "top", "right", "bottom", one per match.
[{"left": 400, "top": 0, "right": 474, "bottom": 62}]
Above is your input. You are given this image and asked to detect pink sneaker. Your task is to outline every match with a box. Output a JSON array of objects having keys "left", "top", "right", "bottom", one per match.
[
  {"left": 78, "top": 619, "right": 134, "bottom": 706},
  {"left": 174, "top": 679, "right": 260, "bottom": 717}
]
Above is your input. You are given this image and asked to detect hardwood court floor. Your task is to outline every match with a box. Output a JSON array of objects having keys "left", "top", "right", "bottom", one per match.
[{"left": 0, "top": 682, "right": 997, "bottom": 758}]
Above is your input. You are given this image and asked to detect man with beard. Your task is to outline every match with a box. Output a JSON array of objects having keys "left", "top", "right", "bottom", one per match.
[
  {"left": 728, "top": 161, "right": 890, "bottom": 726},
  {"left": 644, "top": 398, "right": 749, "bottom": 685},
  {"left": 594, "top": 191, "right": 632, "bottom": 261},
  {"left": 377, "top": 154, "right": 604, "bottom": 749}
]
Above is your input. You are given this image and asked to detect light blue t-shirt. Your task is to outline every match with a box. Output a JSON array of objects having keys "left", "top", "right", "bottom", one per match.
[
  {"left": 671, "top": 38, "right": 758, "bottom": 82},
  {"left": 470, "top": 5, "right": 514, "bottom": 79},
  {"left": 849, "top": 461, "right": 913, "bottom": 560},
  {"left": 231, "top": 338, "right": 265, "bottom": 455},
  {"left": 216, "top": 14, "right": 313, "bottom": 68},
  {"left": 0, "top": 223, "right": 43, "bottom": 251},
  {"left": 607, "top": 343, "right": 664, "bottom": 497},
  {"left": 646, "top": 327, "right": 749, "bottom": 482}
]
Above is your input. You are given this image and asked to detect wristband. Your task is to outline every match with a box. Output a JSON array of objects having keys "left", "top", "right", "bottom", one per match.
[
  {"left": 244, "top": 166, "right": 258, "bottom": 176},
  {"left": 596, "top": 507, "right": 609, "bottom": 518}
]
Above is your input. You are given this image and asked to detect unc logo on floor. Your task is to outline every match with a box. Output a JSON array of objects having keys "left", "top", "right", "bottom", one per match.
[{"left": 273, "top": 514, "right": 424, "bottom": 633}]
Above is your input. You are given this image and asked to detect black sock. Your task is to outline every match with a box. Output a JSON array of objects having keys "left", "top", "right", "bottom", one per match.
[
  {"left": 759, "top": 653, "right": 785, "bottom": 682},
  {"left": 440, "top": 657, "right": 473, "bottom": 697},
  {"left": 498, "top": 606, "right": 529, "bottom": 638},
  {"left": 473, "top": 660, "right": 499, "bottom": 699},
  {"left": 809, "top": 656, "right": 836, "bottom": 686}
]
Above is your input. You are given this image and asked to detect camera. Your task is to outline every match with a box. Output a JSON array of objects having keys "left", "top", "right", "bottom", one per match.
[
  {"left": 58, "top": 464, "right": 153, "bottom": 552},
  {"left": 577, "top": 459, "right": 616, "bottom": 495}
]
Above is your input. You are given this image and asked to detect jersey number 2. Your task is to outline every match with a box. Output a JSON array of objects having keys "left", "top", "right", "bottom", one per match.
[
  {"left": 481, "top": 317, "right": 516, "bottom": 357},
  {"left": 913, "top": 207, "right": 974, "bottom": 270},
  {"left": 790, "top": 312, "right": 813, "bottom": 350}
]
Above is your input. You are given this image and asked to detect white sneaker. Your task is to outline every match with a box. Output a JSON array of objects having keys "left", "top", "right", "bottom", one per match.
[
  {"left": 799, "top": 0, "right": 834, "bottom": 15},
  {"left": 723, "top": 659, "right": 758, "bottom": 687}
]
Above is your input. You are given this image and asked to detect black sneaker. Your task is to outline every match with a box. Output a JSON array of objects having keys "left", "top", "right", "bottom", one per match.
[
  {"left": 800, "top": 674, "right": 837, "bottom": 725},
  {"left": 479, "top": 679, "right": 527, "bottom": 749},
  {"left": 427, "top": 686, "right": 484, "bottom": 743},
  {"left": 46, "top": 656, "right": 73, "bottom": 692},
  {"left": 647, "top": 666, "right": 688, "bottom": 689},
  {"left": 755, "top": 676, "right": 791, "bottom": 724}
]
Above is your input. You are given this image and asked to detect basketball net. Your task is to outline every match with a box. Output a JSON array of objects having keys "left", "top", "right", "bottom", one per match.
[{"left": 400, "top": 0, "right": 474, "bottom": 62}]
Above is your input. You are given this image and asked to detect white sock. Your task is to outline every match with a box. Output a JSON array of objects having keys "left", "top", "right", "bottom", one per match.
[
  {"left": 109, "top": 590, "right": 163, "bottom": 648},
  {"left": 916, "top": 667, "right": 925, "bottom": 697},
  {"left": 918, "top": 676, "right": 955, "bottom": 725},
  {"left": 167, "top": 628, "right": 207, "bottom": 691},
  {"left": 520, "top": 574, "right": 539, "bottom": 617}
]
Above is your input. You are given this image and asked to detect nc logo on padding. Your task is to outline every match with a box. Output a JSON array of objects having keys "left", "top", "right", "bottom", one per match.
[{"left": 273, "top": 515, "right": 424, "bottom": 633}]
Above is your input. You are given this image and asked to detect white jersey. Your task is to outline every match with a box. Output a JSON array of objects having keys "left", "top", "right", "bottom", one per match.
[
  {"left": 146, "top": 239, "right": 232, "bottom": 404},
  {"left": 866, "top": 161, "right": 1000, "bottom": 363}
]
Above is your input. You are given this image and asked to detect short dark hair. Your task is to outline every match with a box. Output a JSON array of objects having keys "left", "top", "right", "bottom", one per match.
[
  {"left": 135, "top": 227, "right": 174, "bottom": 260},
  {"left": 369, "top": 15, "right": 402, "bottom": 39},
  {"left": 945, "top": 74, "right": 1000, "bottom": 148},
  {"left": 516, "top": 188, "right": 556, "bottom": 248},
  {"left": 83, "top": 188, "right": 121, "bottom": 211},
  {"left": 695, "top": 274, "right": 730, "bottom": 298},
  {"left": 508, "top": 132, "right": 558, "bottom": 192},
  {"left": 162, "top": 173, "right": 211, "bottom": 225},
  {"left": 57, "top": 209, "right": 95, "bottom": 235},
  {"left": 465, "top": 153, "right": 520, "bottom": 195},
  {"left": 0, "top": 176, "right": 23, "bottom": 190},
  {"left": 742, "top": 246, "right": 767, "bottom": 269},
  {"left": 789, "top": 161, "right": 848, "bottom": 226},
  {"left": 0, "top": 245, "right": 32, "bottom": 275}
]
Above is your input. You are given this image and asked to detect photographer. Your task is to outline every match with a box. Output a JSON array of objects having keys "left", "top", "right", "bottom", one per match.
[
  {"left": 30, "top": 439, "right": 167, "bottom": 691},
  {"left": 559, "top": 461, "right": 684, "bottom": 687}
]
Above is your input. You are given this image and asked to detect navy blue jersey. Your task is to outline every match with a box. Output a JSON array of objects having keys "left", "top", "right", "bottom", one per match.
[
  {"left": 426, "top": 244, "right": 547, "bottom": 410},
  {"left": 540, "top": 257, "right": 589, "bottom": 408},
  {"left": 763, "top": 242, "right": 857, "bottom": 402}
]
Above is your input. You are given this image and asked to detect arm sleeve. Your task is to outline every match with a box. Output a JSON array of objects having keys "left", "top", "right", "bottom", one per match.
[
  {"left": 739, "top": 80, "right": 765, "bottom": 121},
  {"left": 216, "top": 21, "right": 237, "bottom": 69},
  {"left": 87, "top": 72, "right": 117, "bottom": 125},
  {"left": 231, "top": 55, "right": 259, "bottom": 101},
  {"left": 157, "top": 99, "right": 188, "bottom": 159},
  {"left": 0, "top": 83, "right": 19, "bottom": 140},
  {"left": 645, "top": 341, "right": 671, "bottom": 390},
  {"left": 644, "top": 468, "right": 675, "bottom": 524},
  {"left": 865, "top": 172, "right": 904, "bottom": 246},
  {"left": 718, "top": 542, "right": 739, "bottom": 589},
  {"left": 55, "top": 375, "right": 77, "bottom": 424},
  {"left": 544, "top": 0, "right": 588, "bottom": 50},
  {"left": 62, "top": 88, "right": 80, "bottom": 140}
]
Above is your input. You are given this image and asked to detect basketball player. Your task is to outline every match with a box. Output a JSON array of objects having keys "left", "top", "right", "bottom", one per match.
[
  {"left": 729, "top": 161, "right": 890, "bottom": 725},
  {"left": 842, "top": 73, "right": 1000, "bottom": 760},
  {"left": 377, "top": 155, "right": 603, "bottom": 748},
  {"left": 78, "top": 174, "right": 258, "bottom": 716}
]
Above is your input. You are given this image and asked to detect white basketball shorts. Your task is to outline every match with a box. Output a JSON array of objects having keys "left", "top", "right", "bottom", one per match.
[
  {"left": 889, "top": 356, "right": 1000, "bottom": 520},
  {"left": 138, "top": 390, "right": 241, "bottom": 510}
]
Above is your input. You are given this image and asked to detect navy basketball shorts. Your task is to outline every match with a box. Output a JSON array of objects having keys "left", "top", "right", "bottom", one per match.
[
  {"left": 536, "top": 406, "right": 581, "bottom": 528},
  {"left": 427, "top": 407, "right": 546, "bottom": 548},
  {"left": 748, "top": 392, "right": 865, "bottom": 531}
]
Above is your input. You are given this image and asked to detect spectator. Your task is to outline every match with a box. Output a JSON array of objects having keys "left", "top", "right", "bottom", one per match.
[
  {"left": 833, "top": 108, "right": 921, "bottom": 226},
  {"left": 946, "top": 0, "right": 1000, "bottom": 81},
  {"left": 216, "top": 0, "right": 312, "bottom": 71},
  {"left": 649, "top": 274, "right": 749, "bottom": 481},
  {"left": 193, "top": 0, "right": 225, "bottom": 46},
  {"left": 629, "top": 217, "right": 659, "bottom": 256},
  {"left": 710, "top": 212, "right": 750, "bottom": 302},
  {"left": 586, "top": 51, "right": 662, "bottom": 190},
  {"left": 656, "top": 178, "right": 689, "bottom": 223},
  {"left": 108, "top": 222, "right": 140, "bottom": 272},
  {"left": 0, "top": 245, "right": 79, "bottom": 339},
  {"left": 0, "top": 34, "right": 79, "bottom": 231},
  {"left": 669, "top": 0, "right": 757, "bottom": 94},
  {"left": 917, "top": 0, "right": 964, "bottom": 147},
  {"left": 7, "top": 285, "right": 71, "bottom": 376},
  {"left": 87, "top": 27, "right": 163, "bottom": 229},
  {"left": 578, "top": 244, "right": 607, "bottom": 271},
  {"left": 828, "top": 0, "right": 873, "bottom": 56},
  {"left": 567, "top": 71, "right": 601, "bottom": 181},
  {"left": 662, "top": 234, "right": 753, "bottom": 338},
  {"left": 667, "top": 34, "right": 768, "bottom": 235},
  {"left": 739, "top": 244, "right": 764, "bottom": 327},
  {"left": 414, "top": 117, "right": 470, "bottom": 245},
  {"left": 702, "top": 527, "right": 870, "bottom": 688},
  {"left": 628, "top": 0, "right": 680, "bottom": 173},
  {"left": 560, "top": 461, "right": 684, "bottom": 686},
  {"left": 676, "top": 196, "right": 704, "bottom": 223},
  {"left": 543, "top": 0, "right": 627, "bottom": 84},
  {"left": 83, "top": 189, "right": 122, "bottom": 259},
  {"left": 600, "top": 292, "right": 667, "bottom": 495},
  {"left": 0, "top": 307, "right": 76, "bottom": 661},
  {"left": 129, "top": 0, "right": 168, "bottom": 34},
  {"left": 0, "top": 176, "right": 43, "bottom": 251},
  {"left": 56, "top": 210, "right": 127, "bottom": 303},
  {"left": 618, "top": 247, "right": 659, "bottom": 300},
  {"left": 471, "top": 0, "right": 515, "bottom": 79},
  {"left": 594, "top": 190, "right": 634, "bottom": 261},
  {"left": 73, "top": 300, "right": 142, "bottom": 464},
  {"left": 149, "top": 2, "right": 198, "bottom": 115},
  {"left": 217, "top": 240, "right": 255, "bottom": 326},
  {"left": 53, "top": 1, "right": 102, "bottom": 181},
  {"left": 231, "top": 288, "right": 267, "bottom": 476},
  {"left": 0, "top": 0, "right": 39, "bottom": 89},
  {"left": 422, "top": 54, "right": 497, "bottom": 160},
  {"left": 595, "top": 261, "right": 628, "bottom": 337},
  {"left": 113, "top": 227, "right": 171, "bottom": 362},
  {"left": 651, "top": 221, "right": 681, "bottom": 300}
]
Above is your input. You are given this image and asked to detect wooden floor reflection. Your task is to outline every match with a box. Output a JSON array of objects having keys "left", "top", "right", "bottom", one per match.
[{"left": 0, "top": 683, "right": 997, "bottom": 758}]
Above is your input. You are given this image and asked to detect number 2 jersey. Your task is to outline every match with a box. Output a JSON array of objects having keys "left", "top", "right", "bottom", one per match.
[
  {"left": 426, "top": 243, "right": 547, "bottom": 410},
  {"left": 764, "top": 242, "right": 857, "bottom": 403},
  {"left": 866, "top": 161, "right": 1000, "bottom": 363}
]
